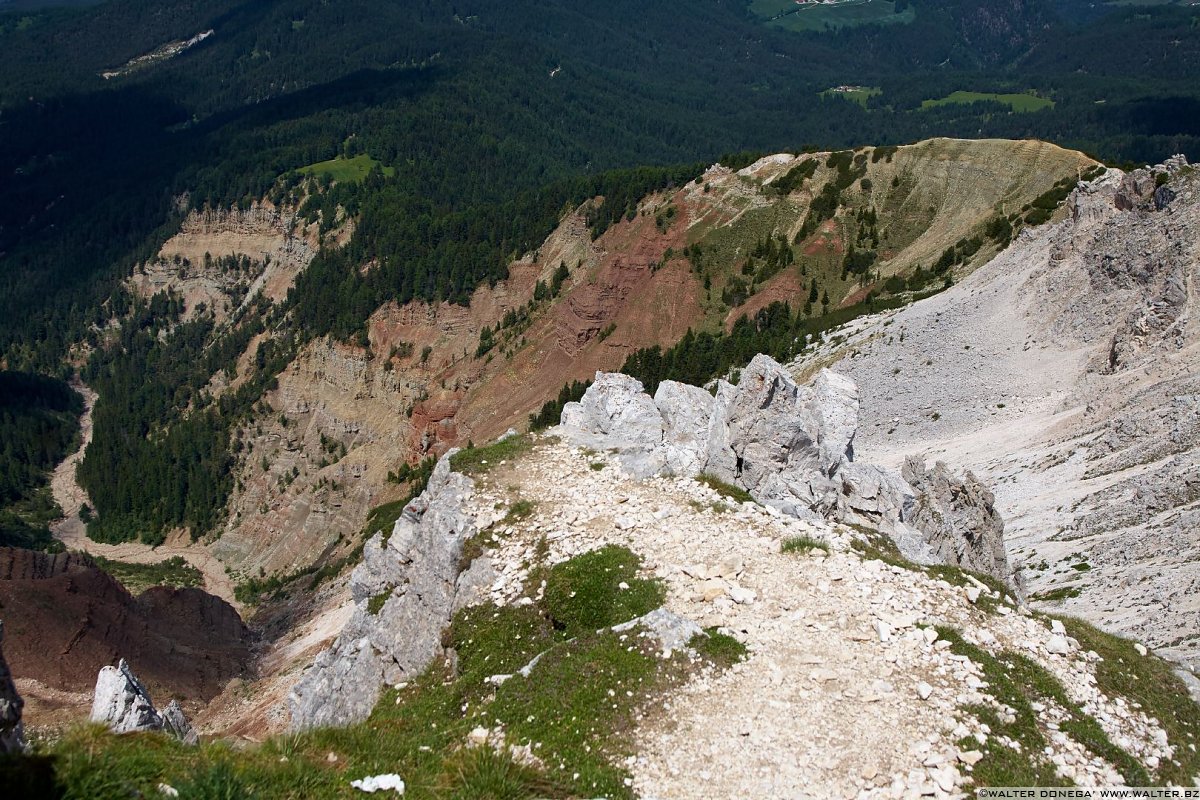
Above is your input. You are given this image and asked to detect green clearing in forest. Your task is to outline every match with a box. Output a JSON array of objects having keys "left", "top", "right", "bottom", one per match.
[
  {"left": 298, "top": 154, "right": 394, "bottom": 184},
  {"left": 921, "top": 91, "right": 1055, "bottom": 113},
  {"left": 751, "top": 0, "right": 915, "bottom": 32}
]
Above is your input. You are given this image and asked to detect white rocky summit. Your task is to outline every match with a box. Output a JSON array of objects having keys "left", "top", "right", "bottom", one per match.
[
  {"left": 284, "top": 355, "right": 1191, "bottom": 796},
  {"left": 558, "top": 355, "right": 1015, "bottom": 588},
  {"left": 90, "top": 658, "right": 197, "bottom": 743}
]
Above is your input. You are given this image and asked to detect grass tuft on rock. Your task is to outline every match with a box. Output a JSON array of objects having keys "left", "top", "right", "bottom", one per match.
[
  {"left": 1031, "top": 585, "right": 1081, "bottom": 603},
  {"left": 543, "top": 545, "right": 665, "bottom": 637},
  {"left": 367, "top": 590, "right": 390, "bottom": 616},
  {"left": 696, "top": 473, "right": 754, "bottom": 504},
  {"left": 1062, "top": 616, "right": 1200, "bottom": 785},
  {"left": 450, "top": 435, "right": 535, "bottom": 475},
  {"left": 691, "top": 628, "right": 748, "bottom": 668},
  {"left": 781, "top": 534, "right": 829, "bottom": 555},
  {"left": 925, "top": 564, "right": 1015, "bottom": 615},
  {"left": 847, "top": 523, "right": 920, "bottom": 572},
  {"left": 503, "top": 498, "right": 536, "bottom": 523}
]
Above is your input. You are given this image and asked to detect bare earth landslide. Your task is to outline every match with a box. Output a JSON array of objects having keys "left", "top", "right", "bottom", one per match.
[{"left": 796, "top": 163, "right": 1200, "bottom": 684}]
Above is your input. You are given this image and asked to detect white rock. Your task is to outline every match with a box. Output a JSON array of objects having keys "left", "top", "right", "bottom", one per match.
[
  {"left": 1045, "top": 636, "right": 1071, "bottom": 655},
  {"left": 350, "top": 774, "right": 406, "bottom": 794},
  {"left": 728, "top": 586, "right": 757, "bottom": 605},
  {"left": 90, "top": 659, "right": 163, "bottom": 735},
  {"left": 965, "top": 586, "right": 982, "bottom": 604},
  {"left": 916, "top": 681, "right": 934, "bottom": 700},
  {"left": 1134, "top": 643, "right": 1148, "bottom": 656},
  {"left": 957, "top": 750, "right": 983, "bottom": 766}
]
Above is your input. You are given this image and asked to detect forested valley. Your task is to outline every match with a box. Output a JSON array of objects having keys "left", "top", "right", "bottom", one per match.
[{"left": 1, "top": 0, "right": 1198, "bottom": 545}]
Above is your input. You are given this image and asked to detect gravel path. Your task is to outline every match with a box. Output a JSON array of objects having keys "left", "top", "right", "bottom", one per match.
[{"left": 463, "top": 440, "right": 1171, "bottom": 798}]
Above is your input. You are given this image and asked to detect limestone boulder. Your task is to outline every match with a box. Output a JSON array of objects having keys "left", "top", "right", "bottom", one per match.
[
  {"left": 161, "top": 699, "right": 199, "bottom": 746},
  {"left": 290, "top": 450, "right": 478, "bottom": 729},
  {"left": 90, "top": 659, "right": 164, "bottom": 735},
  {"left": 654, "top": 380, "right": 714, "bottom": 477},
  {"left": 901, "top": 458, "right": 1014, "bottom": 589}
]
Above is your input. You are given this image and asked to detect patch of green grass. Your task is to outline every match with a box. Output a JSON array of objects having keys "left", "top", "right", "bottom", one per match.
[
  {"left": 781, "top": 534, "right": 829, "bottom": 555},
  {"left": 450, "top": 435, "right": 535, "bottom": 475},
  {"left": 173, "top": 759, "right": 250, "bottom": 799},
  {"left": 298, "top": 153, "right": 395, "bottom": 184},
  {"left": 938, "top": 626, "right": 1148, "bottom": 788},
  {"left": 504, "top": 498, "right": 536, "bottom": 523},
  {"left": 440, "top": 747, "right": 561, "bottom": 799},
  {"left": 451, "top": 604, "right": 558, "bottom": 687},
  {"left": 696, "top": 473, "right": 754, "bottom": 504},
  {"left": 752, "top": 0, "right": 915, "bottom": 32},
  {"left": 486, "top": 629, "right": 669, "bottom": 798},
  {"left": 925, "top": 564, "right": 1014, "bottom": 615},
  {"left": 691, "top": 628, "right": 747, "bottom": 668},
  {"left": 367, "top": 590, "right": 391, "bottom": 616},
  {"left": 846, "top": 523, "right": 920, "bottom": 572},
  {"left": 588, "top": 461, "right": 606, "bottom": 471},
  {"left": 543, "top": 545, "right": 665, "bottom": 637},
  {"left": 1062, "top": 617, "right": 1200, "bottom": 784},
  {"left": 1070, "top": 561, "right": 1092, "bottom": 572},
  {"left": 367, "top": 498, "right": 408, "bottom": 539},
  {"left": 92, "top": 555, "right": 203, "bottom": 594},
  {"left": 921, "top": 90, "right": 1054, "bottom": 113},
  {"left": 1030, "top": 585, "right": 1082, "bottom": 603}
]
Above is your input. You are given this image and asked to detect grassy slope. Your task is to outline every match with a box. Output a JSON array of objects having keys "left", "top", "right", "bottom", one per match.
[
  {"left": 298, "top": 155, "right": 396, "bottom": 184},
  {"left": 677, "top": 138, "right": 1092, "bottom": 325},
  {"left": 922, "top": 91, "right": 1056, "bottom": 113},
  {"left": 34, "top": 538, "right": 723, "bottom": 800}
]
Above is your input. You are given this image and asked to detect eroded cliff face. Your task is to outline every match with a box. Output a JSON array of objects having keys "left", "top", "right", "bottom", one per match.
[
  {"left": 211, "top": 139, "right": 1091, "bottom": 581},
  {"left": 0, "top": 547, "right": 251, "bottom": 726},
  {"left": 128, "top": 203, "right": 332, "bottom": 326}
]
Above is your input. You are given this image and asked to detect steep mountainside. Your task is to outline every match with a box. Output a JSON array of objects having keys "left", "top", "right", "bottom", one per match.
[
  {"left": 34, "top": 427, "right": 1199, "bottom": 797},
  {"left": 18, "top": 137, "right": 1092, "bottom": 737},
  {"left": 793, "top": 157, "right": 1200, "bottom": 683},
  {"left": 198, "top": 138, "right": 1091, "bottom": 581}
]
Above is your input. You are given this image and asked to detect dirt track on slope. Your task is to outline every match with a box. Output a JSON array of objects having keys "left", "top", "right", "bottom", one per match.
[{"left": 48, "top": 382, "right": 240, "bottom": 608}]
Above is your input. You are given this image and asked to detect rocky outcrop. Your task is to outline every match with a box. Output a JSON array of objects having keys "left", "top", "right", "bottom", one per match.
[
  {"left": 796, "top": 157, "right": 1200, "bottom": 671},
  {"left": 0, "top": 621, "right": 25, "bottom": 754},
  {"left": 901, "top": 459, "right": 1015, "bottom": 590},
  {"left": 557, "top": 355, "right": 1012, "bottom": 584},
  {"left": 289, "top": 452, "right": 478, "bottom": 729},
  {"left": 90, "top": 658, "right": 196, "bottom": 742},
  {"left": 162, "top": 699, "right": 200, "bottom": 745},
  {"left": 91, "top": 659, "right": 163, "bottom": 734}
]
